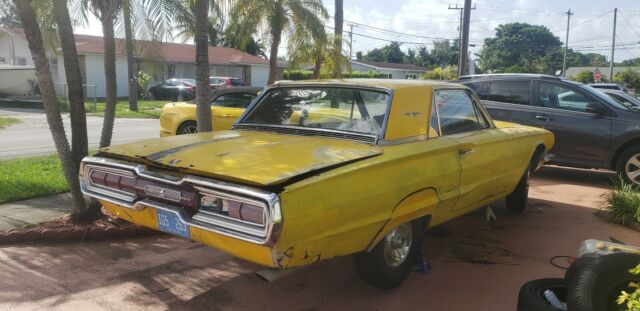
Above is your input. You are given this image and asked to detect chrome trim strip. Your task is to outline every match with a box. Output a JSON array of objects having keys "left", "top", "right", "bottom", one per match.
[
  {"left": 235, "top": 123, "right": 378, "bottom": 144},
  {"left": 79, "top": 156, "right": 282, "bottom": 245}
]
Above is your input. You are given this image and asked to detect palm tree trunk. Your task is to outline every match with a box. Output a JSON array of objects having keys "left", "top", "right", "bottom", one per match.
[
  {"left": 313, "top": 53, "right": 322, "bottom": 79},
  {"left": 195, "top": 0, "right": 212, "bottom": 132},
  {"left": 13, "top": 0, "right": 87, "bottom": 217},
  {"left": 53, "top": 0, "right": 88, "bottom": 168},
  {"left": 99, "top": 16, "right": 118, "bottom": 147},
  {"left": 334, "top": 0, "right": 343, "bottom": 78},
  {"left": 123, "top": 0, "right": 138, "bottom": 112},
  {"left": 267, "top": 29, "right": 282, "bottom": 85}
]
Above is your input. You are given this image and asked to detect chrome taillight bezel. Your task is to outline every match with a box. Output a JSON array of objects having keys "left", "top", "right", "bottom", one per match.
[{"left": 79, "top": 156, "right": 282, "bottom": 245}]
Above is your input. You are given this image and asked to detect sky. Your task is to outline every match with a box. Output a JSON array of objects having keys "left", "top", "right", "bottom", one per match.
[{"left": 76, "top": 0, "right": 640, "bottom": 62}]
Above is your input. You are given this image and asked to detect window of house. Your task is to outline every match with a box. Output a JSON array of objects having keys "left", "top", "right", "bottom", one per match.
[
  {"left": 487, "top": 81, "right": 531, "bottom": 105},
  {"left": 167, "top": 64, "right": 176, "bottom": 78},
  {"left": 17, "top": 57, "right": 27, "bottom": 66},
  {"left": 434, "top": 89, "right": 482, "bottom": 135},
  {"left": 49, "top": 57, "right": 58, "bottom": 77},
  {"left": 0, "top": 57, "right": 5, "bottom": 64},
  {"left": 406, "top": 74, "right": 417, "bottom": 80}
]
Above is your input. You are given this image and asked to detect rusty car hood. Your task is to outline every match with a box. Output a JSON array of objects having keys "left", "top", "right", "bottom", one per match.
[{"left": 99, "top": 130, "right": 382, "bottom": 186}]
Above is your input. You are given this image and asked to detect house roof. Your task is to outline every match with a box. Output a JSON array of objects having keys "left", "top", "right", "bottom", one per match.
[
  {"left": 352, "top": 60, "right": 428, "bottom": 71},
  {"left": 4, "top": 28, "right": 271, "bottom": 66}
]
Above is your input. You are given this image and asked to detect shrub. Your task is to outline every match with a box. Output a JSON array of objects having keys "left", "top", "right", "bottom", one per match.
[
  {"left": 284, "top": 70, "right": 387, "bottom": 80},
  {"left": 420, "top": 65, "right": 458, "bottom": 81},
  {"left": 601, "top": 177, "right": 640, "bottom": 225},
  {"left": 617, "top": 264, "right": 640, "bottom": 310},
  {"left": 136, "top": 71, "right": 151, "bottom": 98}
]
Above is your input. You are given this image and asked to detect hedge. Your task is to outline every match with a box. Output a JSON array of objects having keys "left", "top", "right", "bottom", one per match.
[{"left": 284, "top": 70, "right": 388, "bottom": 80}]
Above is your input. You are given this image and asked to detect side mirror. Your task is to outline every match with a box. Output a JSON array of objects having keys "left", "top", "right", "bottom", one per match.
[{"left": 586, "top": 103, "right": 607, "bottom": 116}]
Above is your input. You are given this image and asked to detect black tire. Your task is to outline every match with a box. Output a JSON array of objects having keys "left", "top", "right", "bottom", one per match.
[
  {"left": 506, "top": 168, "right": 530, "bottom": 212},
  {"left": 567, "top": 252, "right": 640, "bottom": 311},
  {"left": 616, "top": 145, "right": 640, "bottom": 186},
  {"left": 353, "top": 220, "right": 423, "bottom": 289},
  {"left": 176, "top": 121, "right": 198, "bottom": 135},
  {"left": 517, "top": 278, "right": 567, "bottom": 311},
  {"left": 564, "top": 253, "right": 601, "bottom": 286}
]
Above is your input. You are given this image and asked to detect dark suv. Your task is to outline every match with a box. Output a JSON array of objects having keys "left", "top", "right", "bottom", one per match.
[{"left": 457, "top": 74, "right": 640, "bottom": 184}]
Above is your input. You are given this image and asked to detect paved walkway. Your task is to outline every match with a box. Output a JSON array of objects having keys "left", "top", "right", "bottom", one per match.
[{"left": 0, "top": 193, "right": 71, "bottom": 231}]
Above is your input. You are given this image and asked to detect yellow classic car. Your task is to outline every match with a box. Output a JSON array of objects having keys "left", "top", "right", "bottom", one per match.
[
  {"left": 80, "top": 79, "right": 554, "bottom": 289},
  {"left": 159, "top": 87, "right": 261, "bottom": 136}
]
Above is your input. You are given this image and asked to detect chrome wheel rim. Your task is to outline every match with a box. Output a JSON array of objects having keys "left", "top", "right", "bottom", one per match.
[
  {"left": 626, "top": 153, "right": 640, "bottom": 184},
  {"left": 181, "top": 125, "right": 198, "bottom": 135},
  {"left": 383, "top": 223, "right": 413, "bottom": 268}
]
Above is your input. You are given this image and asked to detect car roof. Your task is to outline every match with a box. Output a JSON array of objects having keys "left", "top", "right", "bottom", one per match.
[
  {"left": 273, "top": 78, "right": 465, "bottom": 91},
  {"left": 458, "top": 73, "right": 562, "bottom": 81},
  {"left": 588, "top": 83, "right": 619, "bottom": 86}
]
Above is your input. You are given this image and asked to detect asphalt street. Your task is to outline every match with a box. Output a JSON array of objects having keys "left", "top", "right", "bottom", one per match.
[{"left": 0, "top": 108, "right": 158, "bottom": 159}]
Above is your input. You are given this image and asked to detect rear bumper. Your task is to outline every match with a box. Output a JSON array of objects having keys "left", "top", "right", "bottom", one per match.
[{"left": 101, "top": 200, "right": 278, "bottom": 268}]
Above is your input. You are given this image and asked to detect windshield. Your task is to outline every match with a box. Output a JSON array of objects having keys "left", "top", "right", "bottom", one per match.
[{"left": 240, "top": 87, "right": 390, "bottom": 136}]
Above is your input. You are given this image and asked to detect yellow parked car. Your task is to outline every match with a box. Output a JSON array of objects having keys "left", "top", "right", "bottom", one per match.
[
  {"left": 80, "top": 80, "right": 553, "bottom": 288},
  {"left": 159, "top": 87, "right": 261, "bottom": 136}
]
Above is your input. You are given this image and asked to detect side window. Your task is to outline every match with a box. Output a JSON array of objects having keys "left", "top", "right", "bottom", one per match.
[
  {"left": 435, "top": 90, "right": 482, "bottom": 135},
  {"left": 467, "top": 82, "right": 489, "bottom": 100},
  {"left": 539, "top": 82, "right": 593, "bottom": 112},
  {"left": 212, "top": 93, "right": 257, "bottom": 108},
  {"left": 488, "top": 81, "right": 531, "bottom": 105}
]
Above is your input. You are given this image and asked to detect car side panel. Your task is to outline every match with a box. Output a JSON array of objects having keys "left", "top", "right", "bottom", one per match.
[
  {"left": 274, "top": 137, "right": 461, "bottom": 268},
  {"left": 212, "top": 107, "right": 245, "bottom": 131}
]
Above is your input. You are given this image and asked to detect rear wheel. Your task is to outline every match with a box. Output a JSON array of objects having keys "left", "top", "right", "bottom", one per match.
[
  {"left": 177, "top": 121, "right": 198, "bottom": 135},
  {"left": 354, "top": 220, "right": 423, "bottom": 289},
  {"left": 506, "top": 167, "right": 530, "bottom": 212},
  {"left": 616, "top": 145, "right": 640, "bottom": 186}
]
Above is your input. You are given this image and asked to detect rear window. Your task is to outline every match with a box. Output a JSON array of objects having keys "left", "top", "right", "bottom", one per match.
[{"left": 488, "top": 81, "right": 531, "bottom": 105}]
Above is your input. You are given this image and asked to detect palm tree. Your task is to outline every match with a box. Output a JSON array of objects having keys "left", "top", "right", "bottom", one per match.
[
  {"left": 195, "top": 0, "right": 212, "bottom": 132},
  {"left": 173, "top": 0, "right": 223, "bottom": 46},
  {"left": 229, "top": 0, "right": 328, "bottom": 85},
  {"left": 122, "top": 0, "right": 137, "bottom": 111},
  {"left": 334, "top": 0, "right": 343, "bottom": 77},
  {"left": 12, "top": 0, "right": 88, "bottom": 218},
  {"left": 53, "top": 0, "right": 89, "bottom": 168},
  {"left": 289, "top": 33, "right": 350, "bottom": 79},
  {"left": 88, "top": 0, "right": 121, "bottom": 148}
]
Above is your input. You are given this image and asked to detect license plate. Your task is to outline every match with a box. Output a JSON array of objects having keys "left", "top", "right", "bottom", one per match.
[{"left": 157, "top": 209, "right": 190, "bottom": 238}]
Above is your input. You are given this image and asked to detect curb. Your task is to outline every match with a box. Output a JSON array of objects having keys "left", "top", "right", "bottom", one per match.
[{"left": 0, "top": 223, "right": 161, "bottom": 245}]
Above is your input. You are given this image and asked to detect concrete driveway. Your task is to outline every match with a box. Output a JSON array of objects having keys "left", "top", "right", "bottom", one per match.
[
  {"left": 1, "top": 166, "right": 638, "bottom": 310},
  {"left": 0, "top": 108, "right": 158, "bottom": 159}
]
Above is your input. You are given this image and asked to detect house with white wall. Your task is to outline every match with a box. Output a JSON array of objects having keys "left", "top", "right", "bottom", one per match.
[
  {"left": 0, "top": 28, "right": 279, "bottom": 98},
  {"left": 349, "top": 60, "right": 427, "bottom": 79}
]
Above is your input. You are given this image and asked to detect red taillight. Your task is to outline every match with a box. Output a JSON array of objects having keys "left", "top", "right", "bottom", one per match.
[
  {"left": 89, "top": 170, "right": 137, "bottom": 195},
  {"left": 227, "top": 201, "right": 265, "bottom": 225}
]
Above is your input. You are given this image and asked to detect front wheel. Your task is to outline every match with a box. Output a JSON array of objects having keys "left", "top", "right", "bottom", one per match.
[
  {"left": 353, "top": 220, "right": 423, "bottom": 289},
  {"left": 616, "top": 145, "right": 640, "bottom": 186},
  {"left": 176, "top": 121, "right": 198, "bottom": 135}
]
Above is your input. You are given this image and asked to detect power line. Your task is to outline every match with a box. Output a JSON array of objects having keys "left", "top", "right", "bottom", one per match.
[
  {"left": 327, "top": 15, "right": 461, "bottom": 41},
  {"left": 620, "top": 11, "right": 640, "bottom": 41},
  {"left": 551, "top": 10, "right": 612, "bottom": 32}
]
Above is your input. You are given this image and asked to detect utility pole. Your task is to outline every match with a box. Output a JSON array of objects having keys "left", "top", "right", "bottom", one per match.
[
  {"left": 449, "top": 2, "right": 475, "bottom": 77},
  {"left": 348, "top": 23, "right": 355, "bottom": 60},
  {"left": 610, "top": 8, "right": 617, "bottom": 81},
  {"left": 562, "top": 9, "right": 573, "bottom": 77}
]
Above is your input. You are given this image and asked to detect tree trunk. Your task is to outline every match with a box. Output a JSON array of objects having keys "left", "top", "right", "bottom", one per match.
[
  {"left": 195, "top": 0, "right": 212, "bottom": 132},
  {"left": 53, "top": 0, "right": 88, "bottom": 169},
  {"left": 13, "top": 0, "right": 87, "bottom": 217},
  {"left": 334, "top": 0, "right": 343, "bottom": 78},
  {"left": 99, "top": 16, "right": 117, "bottom": 147},
  {"left": 267, "top": 29, "right": 282, "bottom": 85},
  {"left": 123, "top": 0, "right": 138, "bottom": 112},
  {"left": 313, "top": 53, "right": 322, "bottom": 79}
]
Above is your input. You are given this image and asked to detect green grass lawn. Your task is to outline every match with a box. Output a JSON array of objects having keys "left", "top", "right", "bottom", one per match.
[
  {"left": 85, "top": 99, "right": 168, "bottom": 119},
  {"left": 0, "top": 117, "right": 21, "bottom": 129},
  {"left": 0, "top": 155, "right": 68, "bottom": 204}
]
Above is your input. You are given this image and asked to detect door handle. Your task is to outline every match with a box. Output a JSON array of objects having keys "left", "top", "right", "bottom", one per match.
[
  {"left": 536, "top": 115, "right": 550, "bottom": 121},
  {"left": 458, "top": 148, "right": 473, "bottom": 155}
]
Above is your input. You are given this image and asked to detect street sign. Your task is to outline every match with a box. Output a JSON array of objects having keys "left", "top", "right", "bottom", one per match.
[{"left": 593, "top": 69, "right": 602, "bottom": 83}]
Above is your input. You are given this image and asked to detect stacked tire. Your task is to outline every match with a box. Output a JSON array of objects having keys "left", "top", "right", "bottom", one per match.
[{"left": 517, "top": 252, "right": 640, "bottom": 311}]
